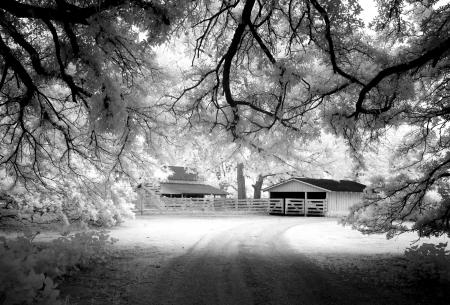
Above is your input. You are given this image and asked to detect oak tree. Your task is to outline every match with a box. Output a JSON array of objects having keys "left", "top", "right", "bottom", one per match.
[
  {"left": 0, "top": 0, "right": 186, "bottom": 185},
  {"left": 174, "top": 0, "right": 450, "bottom": 236}
]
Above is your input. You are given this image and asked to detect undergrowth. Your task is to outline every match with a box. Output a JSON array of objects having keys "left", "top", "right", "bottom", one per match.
[
  {"left": 0, "top": 230, "right": 117, "bottom": 305},
  {"left": 319, "top": 242, "right": 450, "bottom": 289}
]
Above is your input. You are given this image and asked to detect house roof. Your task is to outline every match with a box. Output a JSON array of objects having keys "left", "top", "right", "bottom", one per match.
[
  {"left": 160, "top": 182, "right": 227, "bottom": 195},
  {"left": 263, "top": 177, "right": 366, "bottom": 193},
  {"left": 166, "top": 166, "right": 199, "bottom": 181}
]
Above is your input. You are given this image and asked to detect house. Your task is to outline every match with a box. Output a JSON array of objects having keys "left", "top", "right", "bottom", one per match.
[
  {"left": 263, "top": 177, "right": 366, "bottom": 216},
  {"left": 159, "top": 166, "right": 227, "bottom": 198}
]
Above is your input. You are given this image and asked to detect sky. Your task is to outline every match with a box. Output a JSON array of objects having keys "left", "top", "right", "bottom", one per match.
[{"left": 359, "top": 0, "right": 377, "bottom": 25}]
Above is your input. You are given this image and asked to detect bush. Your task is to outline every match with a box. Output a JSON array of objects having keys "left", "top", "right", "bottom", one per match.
[
  {"left": 1, "top": 179, "right": 136, "bottom": 228},
  {"left": 0, "top": 230, "right": 117, "bottom": 305},
  {"left": 402, "top": 242, "right": 450, "bottom": 284}
]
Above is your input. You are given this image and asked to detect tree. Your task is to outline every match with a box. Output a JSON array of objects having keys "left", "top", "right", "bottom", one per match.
[
  {"left": 0, "top": 0, "right": 188, "bottom": 186},
  {"left": 0, "top": 0, "right": 191, "bottom": 226},
  {"left": 236, "top": 162, "right": 246, "bottom": 199},
  {"left": 161, "top": 126, "right": 354, "bottom": 198},
  {"left": 252, "top": 174, "right": 275, "bottom": 199},
  {"left": 172, "top": 0, "right": 450, "bottom": 237},
  {"left": 3, "top": 1, "right": 450, "bottom": 237}
]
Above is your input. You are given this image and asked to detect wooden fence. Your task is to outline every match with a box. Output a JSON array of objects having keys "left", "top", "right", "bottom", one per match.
[
  {"left": 134, "top": 197, "right": 327, "bottom": 216},
  {"left": 282, "top": 199, "right": 327, "bottom": 216},
  {"left": 134, "top": 197, "right": 283, "bottom": 215}
]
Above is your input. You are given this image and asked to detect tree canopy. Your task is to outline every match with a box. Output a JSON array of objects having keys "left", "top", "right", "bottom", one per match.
[
  {"left": 1, "top": 0, "right": 450, "bottom": 236},
  {"left": 171, "top": 0, "right": 450, "bottom": 237},
  {"left": 0, "top": 0, "right": 186, "bottom": 186},
  {"left": 0, "top": 0, "right": 188, "bottom": 225}
]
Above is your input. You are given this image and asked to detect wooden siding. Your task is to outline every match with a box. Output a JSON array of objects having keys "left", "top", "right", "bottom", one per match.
[
  {"left": 268, "top": 180, "right": 326, "bottom": 192},
  {"left": 326, "top": 192, "right": 363, "bottom": 216}
]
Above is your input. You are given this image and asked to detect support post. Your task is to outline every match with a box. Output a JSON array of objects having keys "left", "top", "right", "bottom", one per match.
[{"left": 305, "top": 192, "right": 308, "bottom": 217}]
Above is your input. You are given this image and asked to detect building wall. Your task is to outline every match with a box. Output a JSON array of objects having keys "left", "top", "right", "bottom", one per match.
[
  {"left": 267, "top": 180, "right": 326, "bottom": 192},
  {"left": 326, "top": 192, "right": 363, "bottom": 217}
]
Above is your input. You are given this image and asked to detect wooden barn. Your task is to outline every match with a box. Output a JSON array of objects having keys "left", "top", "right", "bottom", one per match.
[
  {"left": 160, "top": 166, "right": 227, "bottom": 198},
  {"left": 263, "top": 178, "right": 366, "bottom": 216}
]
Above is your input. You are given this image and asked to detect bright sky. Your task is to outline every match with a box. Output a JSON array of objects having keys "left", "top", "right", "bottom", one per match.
[{"left": 359, "top": 0, "right": 377, "bottom": 25}]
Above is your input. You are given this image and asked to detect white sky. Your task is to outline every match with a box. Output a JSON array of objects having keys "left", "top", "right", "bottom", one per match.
[{"left": 359, "top": 0, "right": 377, "bottom": 25}]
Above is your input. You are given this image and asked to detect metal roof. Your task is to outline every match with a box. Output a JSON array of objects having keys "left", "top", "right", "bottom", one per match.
[
  {"left": 160, "top": 182, "right": 227, "bottom": 195},
  {"left": 295, "top": 178, "right": 365, "bottom": 192},
  {"left": 263, "top": 177, "right": 366, "bottom": 193}
]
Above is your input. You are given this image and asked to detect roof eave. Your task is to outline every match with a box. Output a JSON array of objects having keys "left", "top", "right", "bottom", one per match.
[
  {"left": 293, "top": 179, "right": 332, "bottom": 192},
  {"left": 263, "top": 178, "right": 332, "bottom": 192}
]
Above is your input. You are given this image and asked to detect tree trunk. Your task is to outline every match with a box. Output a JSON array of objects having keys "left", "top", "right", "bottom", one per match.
[
  {"left": 252, "top": 174, "right": 264, "bottom": 199},
  {"left": 237, "top": 162, "right": 246, "bottom": 199}
]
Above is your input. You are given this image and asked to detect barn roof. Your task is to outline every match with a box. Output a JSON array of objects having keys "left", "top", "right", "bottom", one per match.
[
  {"left": 295, "top": 178, "right": 366, "bottom": 192},
  {"left": 263, "top": 177, "right": 366, "bottom": 192},
  {"left": 166, "top": 166, "right": 199, "bottom": 181},
  {"left": 160, "top": 182, "right": 227, "bottom": 195}
]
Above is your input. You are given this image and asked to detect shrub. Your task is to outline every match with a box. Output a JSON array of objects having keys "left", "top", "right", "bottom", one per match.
[
  {"left": 1, "top": 178, "right": 136, "bottom": 228},
  {"left": 0, "top": 230, "right": 117, "bottom": 305},
  {"left": 402, "top": 242, "right": 450, "bottom": 284}
]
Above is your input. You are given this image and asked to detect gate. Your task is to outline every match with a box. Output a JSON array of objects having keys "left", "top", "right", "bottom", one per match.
[
  {"left": 275, "top": 198, "right": 327, "bottom": 216},
  {"left": 268, "top": 199, "right": 284, "bottom": 214},
  {"left": 305, "top": 199, "right": 327, "bottom": 216},
  {"left": 285, "top": 199, "right": 305, "bottom": 215}
]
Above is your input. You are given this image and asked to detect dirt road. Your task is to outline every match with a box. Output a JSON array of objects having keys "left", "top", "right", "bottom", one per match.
[
  {"left": 61, "top": 216, "right": 447, "bottom": 304},
  {"left": 123, "top": 217, "right": 405, "bottom": 305}
]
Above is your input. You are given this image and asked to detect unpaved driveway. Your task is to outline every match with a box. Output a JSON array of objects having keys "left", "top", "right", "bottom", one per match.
[
  {"left": 61, "top": 215, "right": 449, "bottom": 305},
  {"left": 140, "top": 218, "right": 379, "bottom": 305}
]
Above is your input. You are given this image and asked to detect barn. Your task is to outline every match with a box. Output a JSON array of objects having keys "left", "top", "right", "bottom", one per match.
[
  {"left": 160, "top": 166, "right": 227, "bottom": 198},
  {"left": 263, "top": 178, "right": 366, "bottom": 216}
]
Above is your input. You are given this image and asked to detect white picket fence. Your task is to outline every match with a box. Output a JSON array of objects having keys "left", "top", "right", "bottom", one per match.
[{"left": 134, "top": 197, "right": 284, "bottom": 215}]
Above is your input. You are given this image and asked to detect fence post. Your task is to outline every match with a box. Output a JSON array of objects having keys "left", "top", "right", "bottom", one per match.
[{"left": 140, "top": 193, "right": 144, "bottom": 215}]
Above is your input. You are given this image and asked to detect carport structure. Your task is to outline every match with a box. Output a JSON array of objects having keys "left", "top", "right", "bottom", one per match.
[{"left": 263, "top": 178, "right": 366, "bottom": 216}]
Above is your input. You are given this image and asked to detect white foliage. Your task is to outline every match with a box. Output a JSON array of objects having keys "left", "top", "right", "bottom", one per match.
[{"left": 0, "top": 231, "right": 116, "bottom": 305}]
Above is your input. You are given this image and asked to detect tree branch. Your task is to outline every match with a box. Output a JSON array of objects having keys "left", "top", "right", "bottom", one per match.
[
  {"left": 353, "top": 36, "right": 450, "bottom": 117},
  {"left": 309, "top": 0, "right": 364, "bottom": 86},
  {"left": 0, "top": 13, "right": 51, "bottom": 77}
]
